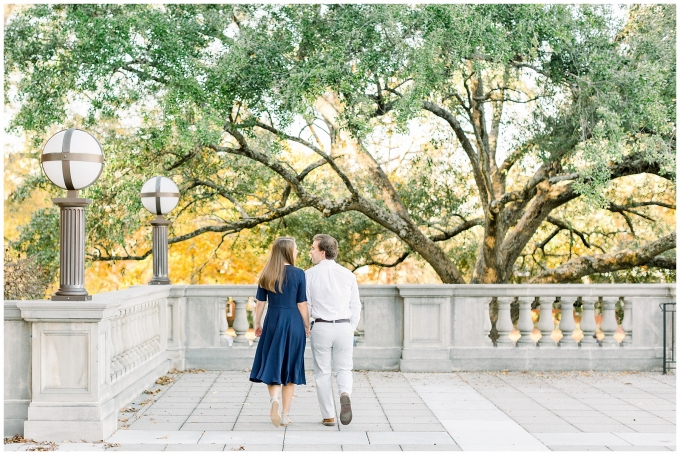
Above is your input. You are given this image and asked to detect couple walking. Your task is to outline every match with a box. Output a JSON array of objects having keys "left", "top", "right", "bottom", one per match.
[{"left": 249, "top": 234, "right": 361, "bottom": 427}]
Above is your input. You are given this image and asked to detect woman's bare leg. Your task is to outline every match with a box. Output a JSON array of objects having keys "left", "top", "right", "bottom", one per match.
[
  {"left": 282, "top": 383, "right": 295, "bottom": 415},
  {"left": 267, "top": 384, "right": 281, "bottom": 400},
  {"left": 267, "top": 384, "right": 282, "bottom": 426}
]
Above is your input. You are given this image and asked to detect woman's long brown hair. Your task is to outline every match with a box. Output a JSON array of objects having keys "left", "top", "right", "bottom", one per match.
[{"left": 258, "top": 237, "right": 296, "bottom": 293}]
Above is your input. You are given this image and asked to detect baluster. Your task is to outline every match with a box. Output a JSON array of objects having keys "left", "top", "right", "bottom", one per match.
[
  {"left": 148, "top": 302, "right": 157, "bottom": 353},
  {"left": 116, "top": 315, "right": 127, "bottom": 373},
  {"left": 579, "top": 297, "right": 598, "bottom": 347},
  {"left": 232, "top": 297, "right": 250, "bottom": 345},
  {"left": 124, "top": 308, "right": 135, "bottom": 367},
  {"left": 154, "top": 302, "right": 161, "bottom": 351},
  {"left": 484, "top": 298, "right": 494, "bottom": 347},
  {"left": 150, "top": 302, "right": 159, "bottom": 353},
  {"left": 219, "top": 299, "right": 230, "bottom": 344},
  {"left": 559, "top": 298, "right": 578, "bottom": 348},
  {"left": 142, "top": 304, "right": 151, "bottom": 357},
  {"left": 128, "top": 307, "right": 140, "bottom": 366},
  {"left": 110, "top": 316, "right": 123, "bottom": 379},
  {"left": 145, "top": 303, "right": 155, "bottom": 356},
  {"left": 621, "top": 298, "right": 632, "bottom": 347},
  {"left": 139, "top": 305, "right": 149, "bottom": 360},
  {"left": 146, "top": 303, "right": 155, "bottom": 354},
  {"left": 496, "top": 297, "right": 515, "bottom": 348},
  {"left": 119, "top": 309, "right": 132, "bottom": 372},
  {"left": 537, "top": 297, "right": 556, "bottom": 347},
  {"left": 355, "top": 305, "right": 365, "bottom": 346},
  {"left": 600, "top": 297, "right": 621, "bottom": 348},
  {"left": 516, "top": 297, "right": 536, "bottom": 347},
  {"left": 130, "top": 306, "right": 143, "bottom": 366},
  {"left": 115, "top": 313, "right": 127, "bottom": 374},
  {"left": 140, "top": 303, "right": 151, "bottom": 360}
]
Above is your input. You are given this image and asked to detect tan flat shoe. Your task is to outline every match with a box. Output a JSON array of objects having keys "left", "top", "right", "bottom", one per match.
[
  {"left": 281, "top": 414, "right": 292, "bottom": 426},
  {"left": 322, "top": 418, "right": 335, "bottom": 426},
  {"left": 270, "top": 398, "right": 281, "bottom": 427}
]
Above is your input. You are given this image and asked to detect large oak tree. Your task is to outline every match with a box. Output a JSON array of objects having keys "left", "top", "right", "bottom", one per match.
[{"left": 5, "top": 4, "right": 676, "bottom": 284}]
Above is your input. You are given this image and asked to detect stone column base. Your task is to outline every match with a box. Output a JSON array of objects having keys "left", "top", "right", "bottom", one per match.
[
  {"left": 24, "top": 401, "right": 117, "bottom": 441},
  {"left": 400, "top": 348, "right": 452, "bottom": 372}
]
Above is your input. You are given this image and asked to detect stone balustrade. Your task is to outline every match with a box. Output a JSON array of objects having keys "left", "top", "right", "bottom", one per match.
[
  {"left": 5, "top": 286, "right": 171, "bottom": 441},
  {"left": 110, "top": 299, "right": 162, "bottom": 382},
  {"left": 5, "top": 283, "right": 675, "bottom": 440}
]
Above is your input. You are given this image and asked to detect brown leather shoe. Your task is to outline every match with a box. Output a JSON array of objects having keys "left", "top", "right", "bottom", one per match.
[
  {"left": 322, "top": 418, "right": 335, "bottom": 426},
  {"left": 340, "top": 392, "right": 352, "bottom": 425}
]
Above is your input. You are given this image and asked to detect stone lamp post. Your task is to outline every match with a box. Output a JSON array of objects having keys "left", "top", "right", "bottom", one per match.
[
  {"left": 141, "top": 176, "right": 180, "bottom": 285},
  {"left": 40, "top": 128, "right": 105, "bottom": 301}
]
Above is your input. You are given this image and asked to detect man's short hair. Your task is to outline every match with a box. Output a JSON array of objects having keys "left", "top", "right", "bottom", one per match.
[{"left": 313, "top": 234, "right": 338, "bottom": 260}]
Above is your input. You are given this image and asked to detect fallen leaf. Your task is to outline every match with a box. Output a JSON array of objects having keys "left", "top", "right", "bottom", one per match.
[{"left": 156, "top": 376, "right": 174, "bottom": 386}]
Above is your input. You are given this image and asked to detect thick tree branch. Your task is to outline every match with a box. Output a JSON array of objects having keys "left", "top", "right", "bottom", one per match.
[
  {"left": 422, "top": 100, "right": 489, "bottom": 206},
  {"left": 546, "top": 216, "right": 590, "bottom": 248},
  {"left": 352, "top": 251, "right": 410, "bottom": 271},
  {"left": 535, "top": 228, "right": 561, "bottom": 250},
  {"left": 185, "top": 180, "right": 250, "bottom": 218},
  {"left": 220, "top": 119, "right": 464, "bottom": 283},
  {"left": 625, "top": 201, "right": 676, "bottom": 210},
  {"left": 529, "top": 232, "right": 676, "bottom": 283},
  {"left": 90, "top": 200, "right": 308, "bottom": 261},
  {"left": 646, "top": 256, "right": 676, "bottom": 270},
  {"left": 118, "top": 63, "right": 168, "bottom": 85},
  {"left": 500, "top": 152, "right": 667, "bottom": 272},
  {"left": 430, "top": 218, "right": 484, "bottom": 242},
  {"left": 212, "top": 127, "right": 309, "bottom": 198},
  {"left": 253, "top": 119, "right": 360, "bottom": 199},
  {"left": 165, "top": 148, "right": 198, "bottom": 172},
  {"left": 280, "top": 158, "right": 327, "bottom": 206}
]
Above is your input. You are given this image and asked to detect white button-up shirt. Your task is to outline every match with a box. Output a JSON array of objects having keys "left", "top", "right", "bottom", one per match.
[{"left": 305, "top": 259, "right": 361, "bottom": 330}]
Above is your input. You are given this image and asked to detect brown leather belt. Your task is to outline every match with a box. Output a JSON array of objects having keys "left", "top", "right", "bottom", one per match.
[{"left": 314, "top": 318, "right": 350, "bottom": 323}]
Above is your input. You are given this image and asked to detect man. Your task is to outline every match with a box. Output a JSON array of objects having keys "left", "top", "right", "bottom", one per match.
[{"left": 306, "top": 234, "right": 361, "bottom": 426}]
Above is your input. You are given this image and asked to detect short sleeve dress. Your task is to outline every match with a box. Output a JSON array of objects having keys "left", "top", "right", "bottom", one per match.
[{"left": 249, "top": 265, "right": 307, "bottom": 385}]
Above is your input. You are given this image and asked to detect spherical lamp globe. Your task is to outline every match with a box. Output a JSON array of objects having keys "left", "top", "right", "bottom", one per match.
[
  {"left": 140, "top": 176, "right": 180, "bottom": 216},
  {"left": 41, "top": 128, "right": 104, "bottom": 191}
]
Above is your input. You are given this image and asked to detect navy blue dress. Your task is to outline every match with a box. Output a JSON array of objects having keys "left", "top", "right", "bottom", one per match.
[{"left": 250, "top": 265, "right": 307, "bottom": 385}]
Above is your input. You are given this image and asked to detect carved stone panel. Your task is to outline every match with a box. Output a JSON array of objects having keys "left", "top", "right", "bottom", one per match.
[{"left": 41, "top": 331, "right": 89, "bottom": 393}]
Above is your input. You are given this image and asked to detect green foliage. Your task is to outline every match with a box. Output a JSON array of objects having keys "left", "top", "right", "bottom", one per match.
[
  {"left": 9, "top": 208, "right": 60, "bottom": 283},
  {"left": 5, "top": 4, "right": 675, "bottom": 285},
  {"left": 3, "top": 247, "right": 51, "bottom": 300}
]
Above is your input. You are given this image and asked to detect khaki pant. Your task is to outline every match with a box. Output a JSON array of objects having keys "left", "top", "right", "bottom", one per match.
[{"left": 309, "top": 322, "right": 354, "bottom": 419}]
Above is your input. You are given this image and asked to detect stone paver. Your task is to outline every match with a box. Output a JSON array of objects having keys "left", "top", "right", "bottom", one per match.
[{"left": 4, "top": 370, "right": 675, "bottom": 452}]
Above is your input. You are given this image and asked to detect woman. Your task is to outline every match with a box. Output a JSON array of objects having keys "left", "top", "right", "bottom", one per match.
[{"left": 250, "top": 237, "right": 310, "bottom": 427}]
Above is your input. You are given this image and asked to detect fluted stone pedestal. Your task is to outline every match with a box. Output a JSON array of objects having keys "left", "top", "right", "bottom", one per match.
[
  {"left": 52, "top": 196, "right": 92, "bottom": 301},
  {"left": 149, "top": 216, "right": 171, "bottom": 285}
]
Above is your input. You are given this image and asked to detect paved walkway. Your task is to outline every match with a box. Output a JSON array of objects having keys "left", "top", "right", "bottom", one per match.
[{"left": 4, "top": 370, "right": 675, "bottom": 452}]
